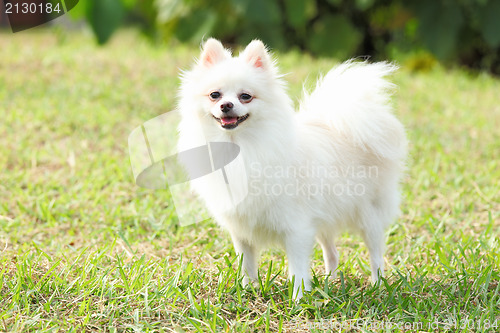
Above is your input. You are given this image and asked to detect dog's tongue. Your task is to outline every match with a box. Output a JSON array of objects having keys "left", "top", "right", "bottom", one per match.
[{"left": 221, "top": 117, "right": 238, "bottom": 125}]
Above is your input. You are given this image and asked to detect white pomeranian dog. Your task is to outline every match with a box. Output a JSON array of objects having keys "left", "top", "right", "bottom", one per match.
[{"left": 177, "top": 38, "right": 407, "bottom": 299}]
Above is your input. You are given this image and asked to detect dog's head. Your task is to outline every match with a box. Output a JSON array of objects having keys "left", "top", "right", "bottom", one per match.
[{"left": 179, "top": 39, "right": 291, "bottom": 132}]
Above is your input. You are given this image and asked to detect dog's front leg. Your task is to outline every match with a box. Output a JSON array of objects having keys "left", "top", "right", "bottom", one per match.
[
  {"left": 231, "top": 236, "right": 258, "bottom": 286},
  {"left": 285, "top": 230, "right": 315, "bottom": 300}
]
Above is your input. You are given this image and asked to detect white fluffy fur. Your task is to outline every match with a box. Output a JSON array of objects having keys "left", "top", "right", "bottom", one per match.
[{"left": 177, "top": 39, "right": 407, "bottom": 299}]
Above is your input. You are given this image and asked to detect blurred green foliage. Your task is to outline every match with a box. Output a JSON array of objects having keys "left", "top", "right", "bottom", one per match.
[
  {"left": 67, "top": 0, "right": 156, "bottom": 44},
  {"left": 72, "top": 0, "right": 500, "bottom": 74}
]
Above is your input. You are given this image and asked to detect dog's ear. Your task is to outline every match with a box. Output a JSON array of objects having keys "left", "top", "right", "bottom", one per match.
[
  {"left": 200, "top": 39, "right": 229, "bottom": 67},
  {"left": 241, "top": 40, "right": 271, "bottom": 70}
]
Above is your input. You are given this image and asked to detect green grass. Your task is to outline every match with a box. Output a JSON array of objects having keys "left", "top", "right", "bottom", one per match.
[{"left": 1, "top": 29, "right": 499, "bottom": 332}]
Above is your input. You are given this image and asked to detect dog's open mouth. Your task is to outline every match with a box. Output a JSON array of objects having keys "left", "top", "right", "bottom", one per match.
[{"left": 213, "top": 114, "right": 249, "bottom": 129}]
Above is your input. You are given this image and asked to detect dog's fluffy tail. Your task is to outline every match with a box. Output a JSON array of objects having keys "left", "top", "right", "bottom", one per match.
[{"left": 298, "top": 61, "right": 407, "bottom": 160}]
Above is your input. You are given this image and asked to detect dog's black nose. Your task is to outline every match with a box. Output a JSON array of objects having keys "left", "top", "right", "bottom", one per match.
[{"left": 220, "top": 102, "right": 234, "bottom": 113}]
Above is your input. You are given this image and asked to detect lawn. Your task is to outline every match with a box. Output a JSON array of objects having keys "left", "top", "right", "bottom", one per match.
[{"left": 0, "top": 29, "right": 499, "bottom": 332}]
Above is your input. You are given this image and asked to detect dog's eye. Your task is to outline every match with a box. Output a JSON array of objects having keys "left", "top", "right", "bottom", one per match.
[
  {"left": 239, "top": 93, "right": 253, "bottom": 102},
  {"left": 209, "top": 91, "right": 221, "bottom": 100}
]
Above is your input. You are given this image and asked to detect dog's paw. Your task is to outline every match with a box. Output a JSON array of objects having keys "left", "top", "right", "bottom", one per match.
[
  {"left": 242, "top": 276, "right": 251, "bottom": 286},
  {"left": 241, "top": 275, "right": 258, "bottom": 289},
  {"left": 327, "top": 271, "right": 338, "bottom": 280}
]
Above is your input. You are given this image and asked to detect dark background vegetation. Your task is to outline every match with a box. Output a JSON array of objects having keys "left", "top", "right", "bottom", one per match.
[{"left": 71, "top": 0, "right": 500, "bottom": 74}]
